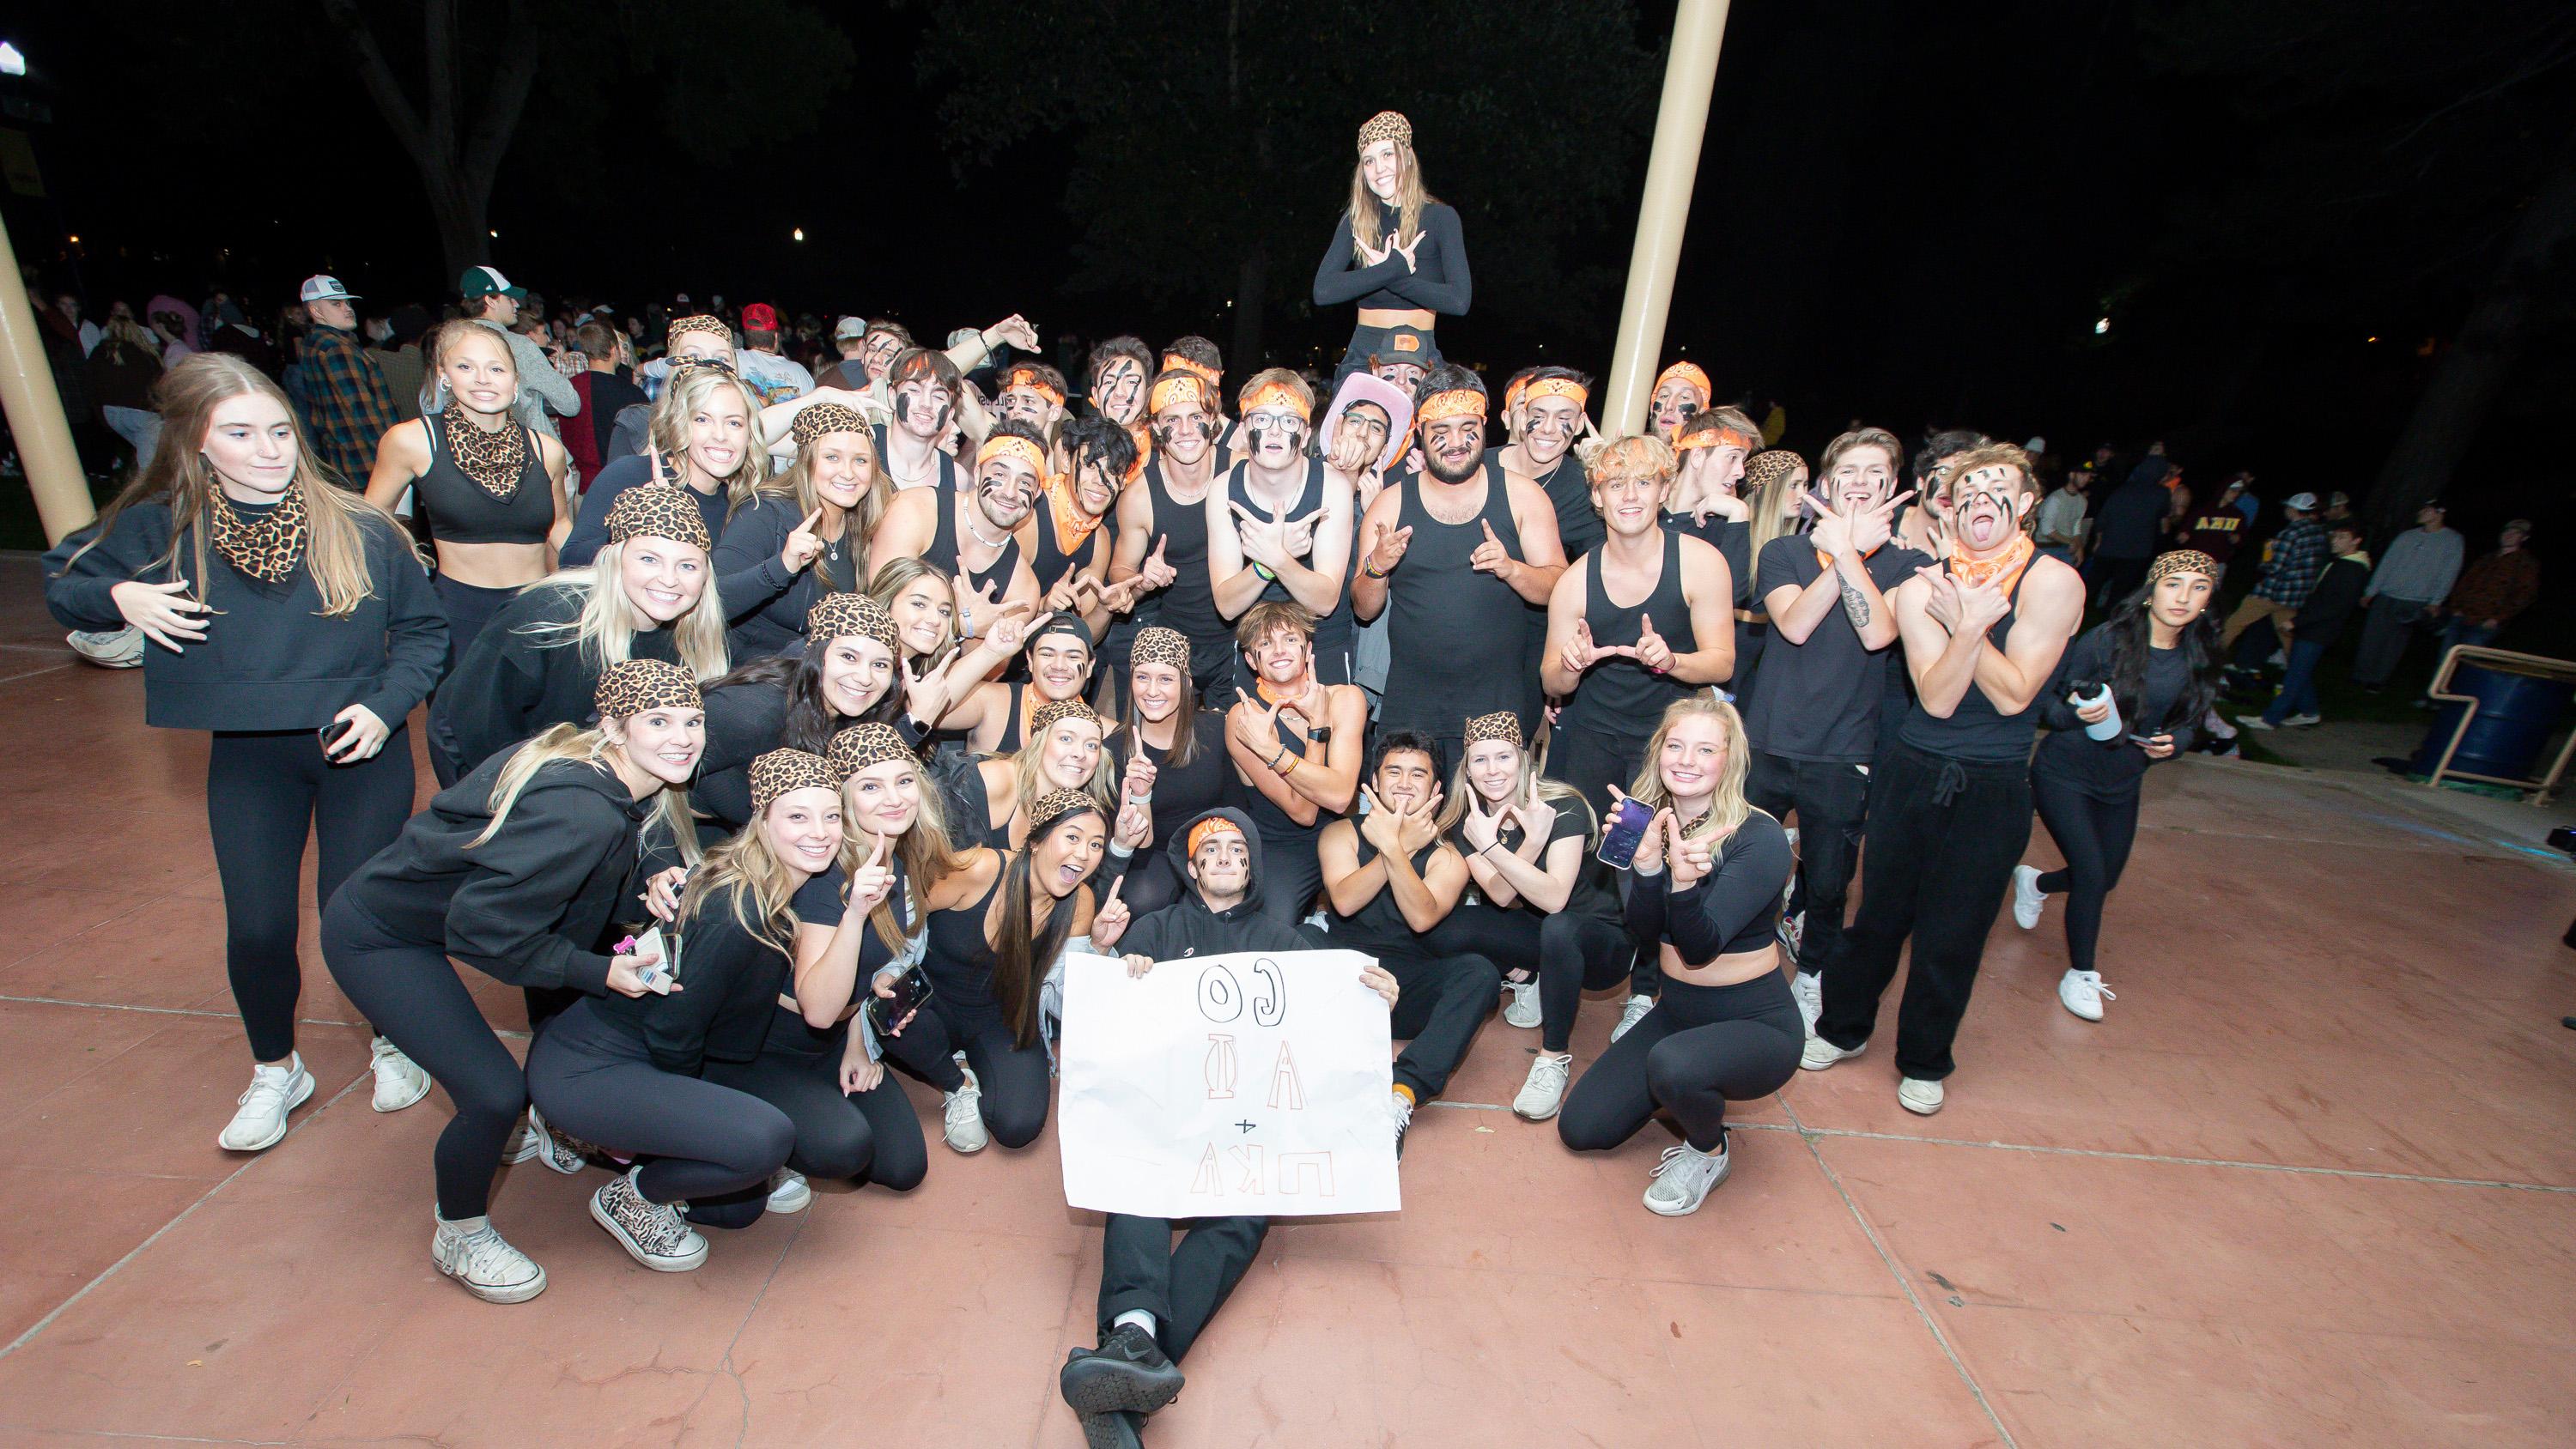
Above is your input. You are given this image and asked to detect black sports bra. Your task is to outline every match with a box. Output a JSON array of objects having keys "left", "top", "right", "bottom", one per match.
[{"left": 417, "top": 414, "right": 555, "bottom": 545}]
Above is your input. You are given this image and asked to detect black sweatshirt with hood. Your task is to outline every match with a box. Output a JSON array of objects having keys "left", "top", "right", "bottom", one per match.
[{"left": 1117, "top": 806, "right": 1322, "bottom": 959}]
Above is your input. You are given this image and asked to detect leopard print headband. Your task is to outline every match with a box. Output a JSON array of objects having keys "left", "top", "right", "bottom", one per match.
[
  {"left": 1357, "top": 110, "right": 1412, "bottom": 152},
  {"left": 806, "top": 592, "right": 900, "bottom": 655},
  {"left": 1746, "top": 450, "right": 1805, "bottom": 494},
  {"left": 605, "top": 484, "right": 712, "bottom": 551},
  {"left": 827, "top": 722, "right": 914, "bottom": 781},
  {"left": 1029, "top": 698, "right": 1102, "bottom": 742},
  {"left": 666, "top": 314, "right": 730, "bottom": 349},
  {"left": 1464, "top": 711, "right": 1522, "bottom": 748},
  {"left": 2148, "top": 549, "right": 2219, "bottom": 586},
  {"left": 1130, "top": 626, "right": 1192, "bottom": 673},
  {"left": 594, "top": 658, "right": 701, "bottom": 719},
  {"left": 791, "top": 402, "right": 870, "bottom": 448},
  {"left": 750, "top": 749, "right": 837, "bottom": 815},
  {"left": 1028, "top": 786, "right": 1103, "bottom": 837}
]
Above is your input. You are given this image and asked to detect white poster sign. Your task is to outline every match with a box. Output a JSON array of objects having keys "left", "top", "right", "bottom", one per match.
[{"left": 1058, "top": 949, "right": 1400, "bottom": 1219}]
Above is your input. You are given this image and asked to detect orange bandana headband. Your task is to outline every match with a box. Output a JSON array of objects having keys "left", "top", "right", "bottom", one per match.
[
  {"left": 1160, "top": 355, "right": 1221, "bottom": 386},
  {"left": 1502, "top": 377, "right": 1531, "bottom": 416},
  {"left": 1654, "top": 361, "right": 1712, "bottom": 402},
  {"left": 1001, "top": 367, "right": 1065, "bottom": 409},
  {"left": 1241, "top": 381, "right": 1311, "bottom": 422},
  {"left": 1523, "top": 378, "right": 1589, "bottom": 410},
  {"left": 1416, "top": 390, "right": 1485, "bottom": 428},
  {"left": 1679, "top": 426, "right": 1759, "bottom": 455},
  {"left": 1187, "top": 815, "right": 1245, "bottom": 856},
  {"left": 976, "top": 434, "right": 1048, "bottom": 477},
  {"left": 1149, "top": 373, "right": 1209, "bottom": 415}
]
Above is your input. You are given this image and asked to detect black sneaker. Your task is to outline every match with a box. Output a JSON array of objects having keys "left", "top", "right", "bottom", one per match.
[
  {"left": 1076, "top": 1408, "right": 1145, "bottom": 1449},
  {"left": 1060, "top": 1325, "right": 1185, "bottom": 1418}
]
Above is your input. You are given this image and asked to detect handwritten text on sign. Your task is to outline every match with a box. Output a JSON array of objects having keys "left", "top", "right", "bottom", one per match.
[{"left": 1058, "top": 949, "right": 1400, "bottom": 1219}]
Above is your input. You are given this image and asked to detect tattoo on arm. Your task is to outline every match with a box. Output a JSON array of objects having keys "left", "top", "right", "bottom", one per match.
[{"left": 1838, "top": 572, "right": 1872, "bottom": 630}]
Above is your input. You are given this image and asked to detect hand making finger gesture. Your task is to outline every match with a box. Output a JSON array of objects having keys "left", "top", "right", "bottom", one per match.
[
  {"left": 1802, "top": 486, "right": 1852, "bottom": 557},
  {"left": 1631, "top": 613, "right": 1676, "bottom": 675},
  {"left": 1912, "top": 565, "right": 1965, "bottom": 633},
  {"left": 781, "top": 506, "right": 827, "bottom": 573},
  {"left": 1469, "top": 519, "right": 1515, "bottom": 579},
  {"left": 983, "top": 603, "right": 1045, "bottom": 656},
  {"left": 1137, "top": 535, "right": 1178, "bottom": 591},
  {"left": 1357, "top": 785, "right": 1405, "bottom": 853},
  {"left": 848, "top": 833, "right": 896, "bottom": 917},
  {"left": 1364, "top": 523, "right": 1413, "bottom": 578},
  {"left": 1395, "top": 787, "right": 1444, "bottom": 855},
  {"left": 1091, "top": 875, "right": 1132, "bottom": 949},
  {"left": 1851, "top": 488, "right": 1913, "bottom": 555},
  {"left": 1231, "top": 687, "right": 1287, "bottom": 758}
]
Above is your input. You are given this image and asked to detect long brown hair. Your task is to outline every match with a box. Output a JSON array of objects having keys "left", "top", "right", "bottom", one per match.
[
  {"left": 1121, "top": 661, "right": 1203, "bottom": 770},
  {"left": 991, "top": 808, "right": 1097, "bottom": 1047},
  {"left": 682, "top": 791, "right": 838, "bottom": 956},
  {"left": 760, "top": 422, "right": 888, "bottom": 595},
  {"left": 66, "top": 353, "right": 390, "bottom": 615},
  {"left": 1348, "top": 140, "right": 1436, "bottom": 251}
]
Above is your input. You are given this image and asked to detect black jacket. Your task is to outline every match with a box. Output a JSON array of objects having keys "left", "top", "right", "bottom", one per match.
[
  {"left": 435, "top": 580, "right": 683, "bottom": 777},
  {"left": 2293, "top": 555, "right": 2370, "bottom": 648},
  {"left": 587, "top": 885, "right": 788, "bottom": 1075},
  {"left": 695, "top": 676, "right": 794, "bottom": 830},
  {"left": 1119, "top": 807, "right": 1322, "bottom": 959},
  {"left": 712, "top": 493, "right": 862, "bottom": 660},
  {"left": 44, "top": 500, "right": 446, "bottom": 731},
  {"left": 335, "top": 747, "right": 651, "bottom": 994}
]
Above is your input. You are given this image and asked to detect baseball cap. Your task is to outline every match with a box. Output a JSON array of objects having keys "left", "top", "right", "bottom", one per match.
[
  {"left": 741, "top": 303, "right": 780, "bottom": 332},
  {"left": 1376, "top": 324, "right": 1436, "bottom": 361},
  {"left": 2328, "top": 491, "right": 2349, "bottom": 508},
  {"left": 833, "top": 315, "right": 866, "bottom": 341},
  {"left": 299, "top": 274, "right": 358, "bottom": 303},
  {"left": 458, "top": 265, "right": 526, "bottom": 300},
  {"left": 2284, "top": 492, "right": 2318, "bottom": 512}
]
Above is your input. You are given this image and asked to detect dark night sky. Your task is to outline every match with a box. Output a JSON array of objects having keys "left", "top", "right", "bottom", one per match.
[{"left": 6, "top": 2, "right": 2567, "bottom": 555}]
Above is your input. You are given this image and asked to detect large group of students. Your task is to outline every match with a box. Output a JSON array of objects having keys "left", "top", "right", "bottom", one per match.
[{"left": 40, "top": 110, "right": 2228, "bottom": 1448}]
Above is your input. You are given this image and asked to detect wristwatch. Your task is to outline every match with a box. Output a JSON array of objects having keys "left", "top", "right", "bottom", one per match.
[{"left": 1306, "top": 724, "right": 1333, "bottom": 743}]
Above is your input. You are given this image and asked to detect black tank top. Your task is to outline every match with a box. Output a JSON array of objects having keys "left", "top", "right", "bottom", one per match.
[
  {"left": 1559, "top": 527, "right": 1696, "bottom": 734},
  {"left": 927, "top": 482, "right": 1022, "bottom": 600},
  {"left": 1031, "top": 509, "right": 1109, "bottom": 595},
  {"left": 1143, "top": 459, "right": 1228, "bottom": 679},
  {"left": 1243, "top": 703, "right": 1332, "bottom": 843},
  {"left": 1335, "top": 834, "right": 1441, "bottom": 956},
  {"left": 1111, "top": 711, "right": 1234, "bottom": 851},
  {"left": 1897, "top": 566, "right": 2042, "bottom": 761},
  {"left": 419, "top": 414, "right": 554, "bottom": 545},
  {"left": 1380, "top": 460, "right": 1530, "bottom": 739},
  {"left": 873, "top": 422, "right": 959, "bottom": 494},
  {"left": 922, "top": 872, "right": 1005, "bottom": 1016},
  {"left": 1224, "top": 458, "right": 1353, "bottom": 681}
]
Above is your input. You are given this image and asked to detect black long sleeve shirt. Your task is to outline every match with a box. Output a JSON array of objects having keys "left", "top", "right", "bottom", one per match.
[
  {"left": 437, "top": 581, "right": 684, "bottom": 777},
  {"left": 586, "top": 884, "right": 790, "bottom": 1075},
  {"left": 1625, "top": 813, "right": 1793, "bottom": 966},
  {"left": 1311, "top": 203, "right": 1472, "bottom": 316}
]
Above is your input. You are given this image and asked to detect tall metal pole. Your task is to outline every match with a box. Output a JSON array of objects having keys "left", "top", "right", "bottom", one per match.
[
  {"left": 0, "top": 209, "right": 91, "bottom": 543},
  {"left": 1602, "top": 0, "right": 1731, "bottom": 439}
]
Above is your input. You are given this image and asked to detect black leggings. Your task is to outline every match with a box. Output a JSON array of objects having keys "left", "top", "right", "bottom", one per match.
[
  {"left": 1253, "top": 829, "right": 1327, "bottom": 926},
  {"left": 706, "top": 1008, "right": 929, "bottom": 1192},
  {"left": 525, "top": 1001, "right": 795, "bottom": 1226},
  {"left": 1380, "top": 950, "right": 1504, "bottom": 1100},
  {"left": 428, "top": 574, "right": 520, "bottom": 787},
  {"left": 1426, "top": 906, "right": 1634, "bottom": 1053},
  {"left": 2029, "top": 771, "right": 2141, "bottom": 978},
  {"left": 321, "top": 893, "right": 525, "bottom": 1219},
  {"left": 210, "top": 726, "right": 416, "bottom": 1062},
  {"left": 1558, "top": 971, "right": 1803, "bottom": 1155},
  {"left": 877, "top": 1001, "right": 1053, "bottom": 1148}
]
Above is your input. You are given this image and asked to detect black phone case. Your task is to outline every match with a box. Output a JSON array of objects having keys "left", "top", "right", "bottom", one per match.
[{"left": 866, "top": 969, "right": 934, "bottom": 1035}]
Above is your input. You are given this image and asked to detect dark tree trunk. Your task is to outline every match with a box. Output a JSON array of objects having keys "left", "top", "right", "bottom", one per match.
[
  {"left": 1230, "top": 247, "right": 1268, "bottom": 374},
  {"left": 2366, "top": 128, "right": 2576, "bottom": 534}
]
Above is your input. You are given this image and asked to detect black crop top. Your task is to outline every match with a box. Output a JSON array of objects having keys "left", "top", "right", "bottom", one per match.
[
  {"left": 417, "top": 413, "right": 556, "bottom": 545},
  {"left": 1624, "top": 811, "right": 1793, "bottom": 964},
  {"left": 1311, "top": 202, "right": 1472, "bottom": 317}
]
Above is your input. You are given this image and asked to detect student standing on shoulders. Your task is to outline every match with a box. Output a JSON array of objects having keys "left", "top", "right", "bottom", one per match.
[
  {"left": 46, "top": 354, "right": 447, "bottom": 1146},
  {"left": 1313, "top": 110, "right": 1471, "bottom": 386},
  {"left": 320, "top": 659, "right": 706, "bottom": 1302},
  {"left": 1803, "top": 443, "right": 2081, "bottom": 1115}
]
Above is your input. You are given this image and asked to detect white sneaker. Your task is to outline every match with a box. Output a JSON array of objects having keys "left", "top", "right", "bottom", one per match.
[
  {"left": 1501, "top": 979, "right": 1541, "bottom": 1030},
  {"left": 2011, "top": 864, "right": 2046, "bottom": 931},
  {"left": 2237, "top": 715, "right": 2277, "bottom": 731},
  {"left": 1789, "top": 971, "right": 1822, "bottom": 1039},
  {"left": 369, "top": 1036, "right": 430, "bottom": 1113},
  {"left": 1512, "top": 1052, "right": 1572, "bottom": 1120},
  {"left": 2057, "top": 969, "right": 2115, "bottom": 1022},
  {"left": 591, "top": 1167, "right": 708, "bottom": 1271},
  {"left": 507, "top": 1107, "right": 587, "bottom": 1175},
  {"left": 1643, "top": 1142, "right": 1732, "bottom": 1216},
  {"left": 1609, "top": 993, "right": 1655, "bottom": 1043},
  {"left": 1898, "top": 1077, "right": 1945, "bottom": 1115},
  {"left": 1800, "top": 1035, "right": 1862, "bottom": 1072},
  {"left": 217, "top": 1055, "right": 313, "bottom": 1151},
  {"left": 2283, "top": 712, "right": 2322, "bottom": 727},
  {"left": 1777, "top": 911, "right": 1804, "bottom": 957},
  {"left": 942, "top": 1065, "right": 990, "bottom": 1154},
  {"left": 767, "top": 1167, "right": 811, "bottom": 1214},
  {"left": 431, "top": 1215, "right": 547, "bottom": 1303},
  {"left": 65, "top": 626, "right": 143, "bottom": 668},
  {"left": 1388, "top": 1090, "right": 1415, "bottom": 1159}
]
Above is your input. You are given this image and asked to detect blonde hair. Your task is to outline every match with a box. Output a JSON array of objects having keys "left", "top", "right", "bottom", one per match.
[
  {"left": 1008, "top": 708, "right": 1117, "bottom": 839},
  {"left": 648, "top": 365, "right": 770, "bottom": 512},
  {"left": 848, "top": 755, "right": 963, "bottom": 957},
  {"left": 419, "top": 320, "right": 538, "bottom": 429},
  {"left": 1587, "top": 434, "right": 1678, "bottom": 493},
  {"left": 1347, "top": 138, "right": 1435, "bottom": 251},
  {"left": 1433, "top": 737, "right": 1589, "bottom": 841},
  {"left": 869, "top": 555, "right": 958, "bottom": 664},
  {"left": 515, "top": 540, "right": 729, "bottom": 682},
  {"left": 761, "top": 425, "right": 887, "bottom": 595},
  {"left": 470, "top": 722, "right": 703, "bottom": 869},
  {"left": 682, "top": 796, "right": 837, "bottom": 956},
  {"left": 1627, "top": 695, "right": 1759, "bottom": 847},
  {"left": 67, "top": 353, "right": 395, "bottom": 617},
  {"left": 1743, "top": 455, "right": 1809, "bottom": 592}
]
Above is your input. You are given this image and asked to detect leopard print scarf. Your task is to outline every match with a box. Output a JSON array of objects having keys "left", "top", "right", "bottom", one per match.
[
  {"left": 442, "top": 403, "right": 528, "bottom": 501},
  {"left": 208, "top": 484, "right": 309, "bottom": 584}
]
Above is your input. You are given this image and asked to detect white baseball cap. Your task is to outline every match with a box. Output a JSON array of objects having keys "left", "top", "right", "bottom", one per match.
[
  {"left": 833, "top": 315, "right": 866, "bottom": 340},
  {"left": 300, "top": 274, "right": 358, "bottom": 303},
  {"left": 2284, "top": 492, "right": 2319, "bottom": 512}
]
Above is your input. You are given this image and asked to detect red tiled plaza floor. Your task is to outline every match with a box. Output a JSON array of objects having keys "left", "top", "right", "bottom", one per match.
[{"left": 2, "top": 555, "right": 2571, "bottom": 1446}]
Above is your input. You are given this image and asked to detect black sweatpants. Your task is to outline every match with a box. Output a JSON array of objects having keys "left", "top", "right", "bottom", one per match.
[
  {"left": 1425, "top": 906, "right": 1634, "bottom": 1054},
  {"left": 2029, "top": 770, "right": 2142, "bottom": 979},
  {"left": 1116, "top": 849, "right": 1188, "bottom": 922},
  {"left": 1744, "top": 749, "right": 1870, "bottom": 978},
  {"left": 321, "top": 892, "right": 525, "bottom": 1219},
  {"left": 877, "top": 1000, "right": 1053, "bottom": 1148},
  {"left": 525, "top": 1001, "right": 795, "bottom": 1225},
  {"left": 707, "top": 1007, "right": 929, "bottom": 1192},
  {"left": 1253, "top": 829, "right": 1327, "bottom": 927},
  {"left": 210, "top": 726, "right": 416, "bottom": 1063},
  {"left": 1558, "top": 970, "right": 1804, "bottom": 1154},
  {"left": 1099, "top": 1213, "right": 1269, "bottom": 1363},
  {"left": 1379, "top": 949, "right": 1503, "bottom": 1100},
  {"left": 1547, "top": 723, "right": 1654, "bottom": 820},
  {"left": 1815, "top": 742, "right": 2031, "bottom": 1082}
]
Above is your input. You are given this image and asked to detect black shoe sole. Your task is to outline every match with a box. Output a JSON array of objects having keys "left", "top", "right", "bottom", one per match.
[
  {"left": 1078, "top": 1408, "right": 1145, "bottom": 1449},
  {"left": 1060, "top": 1355, "right": 1185, "bottom": 1417}
]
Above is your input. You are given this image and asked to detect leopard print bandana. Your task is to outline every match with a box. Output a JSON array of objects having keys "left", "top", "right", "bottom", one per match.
[
  {"left": 208, "top": 485, "right": 308, "bottom": 585},
  {"left": 1130, "top": 626, "right": 1191, "bottom": 673},
  {"left": 593, "top": 658, "right": 701, "bottom": 719},
  {"left": 828, "top": 722, "right": 914, "bottom": 780},
  {"left": 1028, "top": 786, "right": 1103, "bottom": 837},
  {"left": 806, "top": 592, "right": 900, "bottom": 655},
  {"left": 441, "top": 403, "right": 528, "bottom": 502},
  {"left": 750, "top": 749, "right": 838, "bottom": 815}
]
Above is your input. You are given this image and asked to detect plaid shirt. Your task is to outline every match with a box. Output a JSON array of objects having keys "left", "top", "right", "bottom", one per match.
[
  {"left": 2252, "top": 518, "right": 2328, "bottom": 608},
  {"left": 303, "top": 325, "right": 399, "bottom": 487}
]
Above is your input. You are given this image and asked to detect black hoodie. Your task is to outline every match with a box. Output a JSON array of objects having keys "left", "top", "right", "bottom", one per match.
[
  {"left": 333, "top": 745, "right": 653, "bottom": 995},
  {"left": 435, "top": 580, "right": 684, "bottom": 777},
  {"left": 1118, "top": 806, "right": 1322, "bottom": 959}
]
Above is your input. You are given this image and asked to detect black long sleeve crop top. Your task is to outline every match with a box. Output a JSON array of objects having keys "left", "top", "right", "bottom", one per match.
[
  {"left": 1312, "top": 202, "right": 1472, "bottom": 317},
  {"left": 1625, "top": 811, "right": 1794, "bottom": 965}
]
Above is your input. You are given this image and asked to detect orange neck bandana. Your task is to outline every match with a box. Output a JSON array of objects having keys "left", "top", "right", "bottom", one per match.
[
  {"left": 1046, "top": 474, "right": 1105, "bottom": 555},
  {"left": 1947, "top": 532, "right": 2035, "bottom": 599}
]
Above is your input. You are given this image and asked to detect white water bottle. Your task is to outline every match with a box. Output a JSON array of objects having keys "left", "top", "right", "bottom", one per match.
[{"left": 2076, "top": 682, "right": 2123, "bottom": 741}]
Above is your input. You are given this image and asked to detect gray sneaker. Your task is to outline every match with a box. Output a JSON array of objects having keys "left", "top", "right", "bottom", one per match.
[
  {"left": 590, "top": 1167, "right": 707, "bottom": 1271},
  {"left": 1643, "top": 1142, "right": 1732, "bottom": 1216},
  {"left": 1501, "top": 978, "right": 1541, "bottom": 1029},
  {"left": 1511, "top": 1052, "right": 1572, "bottom": 1121},
  {"left": 1609, "top": 993, "right": 1656, "bottom": 1043},
  {"left": 65, "top": 627, "right": 143, "bottom": 668}
]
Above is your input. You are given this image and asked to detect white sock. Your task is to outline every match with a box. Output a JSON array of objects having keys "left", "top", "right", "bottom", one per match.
[
  {"left": 438, "top": 1213, "right": 489, "bottom": 1234},
  {"left": 253, "top": 1053, "right": 299, "bottom": 1080},
  {"left": 1114, "top": 1309, "right": 1157, "bottom": 1338}
]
